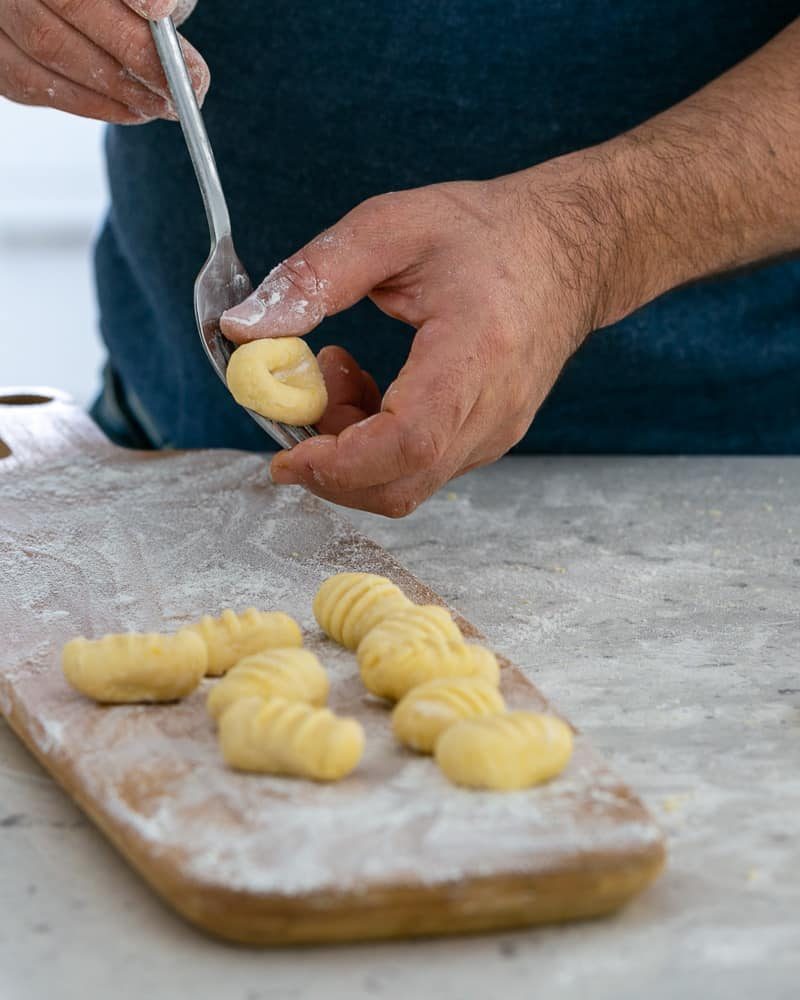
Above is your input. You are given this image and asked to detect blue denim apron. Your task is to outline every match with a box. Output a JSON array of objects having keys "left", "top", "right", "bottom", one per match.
[{"left": 93, "top": 0, "right": 800, "bottom": 453}]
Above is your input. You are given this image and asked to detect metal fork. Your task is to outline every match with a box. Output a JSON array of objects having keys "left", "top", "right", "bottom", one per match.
[{"left": 149, "top": 18, "right": 316, "bottom": 450}]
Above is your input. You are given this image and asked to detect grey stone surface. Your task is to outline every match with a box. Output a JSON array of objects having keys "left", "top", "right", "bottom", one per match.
[{"left": 2, "top": 456, "right": 799, "bottom": 1000}]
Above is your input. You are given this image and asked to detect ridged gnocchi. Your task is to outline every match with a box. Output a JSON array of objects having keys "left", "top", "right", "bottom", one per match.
[
  {"left": 206, "top": 648, "right": 329, "bottom": 721},
  {"left": 435, "top": 712, "right": 574, "bottom": 790},
  {"left": 392, "top": 677, "right": 506, "bottom": 753},
  {"left": 466, "top": 644, "right": 502, "bottom": 680},
  {"left": 226, "top": 337, "right": 328, "bottom": 425},
  {"left": 313, "top": 572, "right": 411, "bottom": 650},
  {"left": 62, "top": 629, "right": 207, "bottom": 703},
  {"left": 218, "top": 695, "right": 364, "bottom": 781},
  {"left": 188, "top": 608, "right": 302, "bottom": 676},
  {"left": 357, "top": 605, "right": 499, "bottom": 701}
]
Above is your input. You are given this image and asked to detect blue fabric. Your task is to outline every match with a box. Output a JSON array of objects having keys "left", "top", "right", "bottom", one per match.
[{"left": 94, "top": 0, "right": 800, "bottom": 453}]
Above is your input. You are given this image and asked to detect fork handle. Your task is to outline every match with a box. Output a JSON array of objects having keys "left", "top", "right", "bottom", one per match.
[{"left": 149, "top": 17, "right": 231, "bottom": 247}]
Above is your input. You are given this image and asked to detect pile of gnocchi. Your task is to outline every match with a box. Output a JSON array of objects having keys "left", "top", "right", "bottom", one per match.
[{"left": 61, "top": 573, "right": 573, "bottom": 790}]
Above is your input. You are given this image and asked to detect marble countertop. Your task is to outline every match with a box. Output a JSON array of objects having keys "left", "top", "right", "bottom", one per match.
[{"left": 3, "top": 456, "right": 798, "bottom": 1000}]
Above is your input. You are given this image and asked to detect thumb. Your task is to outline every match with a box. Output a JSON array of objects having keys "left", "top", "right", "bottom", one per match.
[{"left": 220, "top": 193, "right": 417, "bottom": 344}]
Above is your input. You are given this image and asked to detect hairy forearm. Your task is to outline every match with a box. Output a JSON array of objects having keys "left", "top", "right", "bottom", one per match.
[
  {"left": 523, "top": 18, "right": 800, "bottom": 332},
  {"left": 604, "top": 18, "right": 800, "bottom": 323}
]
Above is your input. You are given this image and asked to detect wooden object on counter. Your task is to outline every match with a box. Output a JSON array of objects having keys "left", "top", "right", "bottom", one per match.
[{"left": 0, "top": 389, "right": 665, "bottom": 945}]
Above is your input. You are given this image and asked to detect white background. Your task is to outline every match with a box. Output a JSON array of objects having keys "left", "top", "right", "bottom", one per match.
[{"left": 0, "top": 100, "right": 107, "bottom": 405}]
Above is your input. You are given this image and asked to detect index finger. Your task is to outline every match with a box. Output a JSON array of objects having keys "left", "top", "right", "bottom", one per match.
[{"left": 220, "top": 193, "right": 422, "bottom": 343}]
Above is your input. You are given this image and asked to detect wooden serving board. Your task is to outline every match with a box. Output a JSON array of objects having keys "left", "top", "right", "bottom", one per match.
[{"left": 0, "top": 389, "right": 665, "bottom": 945}]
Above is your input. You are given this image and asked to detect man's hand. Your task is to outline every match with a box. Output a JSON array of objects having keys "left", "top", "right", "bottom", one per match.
[
  {"left": 221, "top": 19, "right": 800, "bottom": 518},
  {"left": 221, "top": 158, "right": 619, "bottom": 517},
  {"left": 0, "top": 0, "right": 207, "bottom": 124}
]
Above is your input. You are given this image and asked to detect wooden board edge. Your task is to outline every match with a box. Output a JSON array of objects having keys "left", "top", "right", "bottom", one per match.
[
  {"left": 158, "top": 843, "right": 667, "bottom": 946},
  {"left": 2, "top": 690, "right": 666, "bottom": 947}
]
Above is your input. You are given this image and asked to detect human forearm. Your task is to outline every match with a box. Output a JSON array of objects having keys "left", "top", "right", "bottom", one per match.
[{"left": 586, "top": 18, "right": 800, "bottom": 326}]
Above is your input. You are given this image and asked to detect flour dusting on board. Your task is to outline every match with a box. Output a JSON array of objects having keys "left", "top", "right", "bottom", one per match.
[{"left": 0, "top": 451, "right": 662, "bottom": 899}]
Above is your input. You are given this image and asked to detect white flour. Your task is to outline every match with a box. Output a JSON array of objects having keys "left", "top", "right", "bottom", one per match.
[{"left": 0, "top": 450, "right": 662, "bottom": 899}]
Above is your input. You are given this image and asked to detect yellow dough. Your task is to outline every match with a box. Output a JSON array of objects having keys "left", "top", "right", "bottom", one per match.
[
  {"left": 467, "top": 644, "right": 502, "bottom": 679},
  {"left": 435, "top": 712, "right": 574, "bottom": 791},
  {"left": 313, "top": 572, "right": 412, "bottom": 650},
  {"left": 357, "top": 604, "right": 499, "bottom": 701},
  {"left": 218, "top": 695, "right": 364, "bottom": 781},
  {"left": 392, "top": 677, "right": 506, "bottom": 753},
  {"left": 62, "top": 629, "right": 207, "bottom": 703},
  {"left": 226, "top": 337, "right": 328, "bottom": 425},
  {"left": 206, "top": 648, "right": 329, "bottom": 721},
  {"left": 188, "top": 608, "right": 302, "bottom": 676}
]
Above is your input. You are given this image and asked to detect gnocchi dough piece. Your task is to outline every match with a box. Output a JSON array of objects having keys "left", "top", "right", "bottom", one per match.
[
  {"left": 435, "top": 712, "right": 574, "bottom": 791},
  {"left": 218, "top": 696, "right": 364, "bottom": 781},
  {"left": 226, "top": 337, "right": 328, "bottom": 425},
  {"left": 467, "top": 644, "right": 502, "bottom": 679},
  {"left": 357, "top": 605, "right": 499, "bottom": 701},
  {"left": 392, "top": 677, "right": 506, "bottom": 753},
  {"left": 313, "top": 572, "right": 412, "bottom": 650},
  {"left": 206, "top": 648, "right": 329, "bottom": 721},
  {"left": 188, "top": 608, "right": 302, "bottom": 676},
  {"left": 62, "top": 629, "right": 207, "bottom": 703}
]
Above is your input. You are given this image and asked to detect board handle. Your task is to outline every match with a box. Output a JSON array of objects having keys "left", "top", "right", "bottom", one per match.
[{"left": 0, "top": 387, "right": 115, "bottom": 472}]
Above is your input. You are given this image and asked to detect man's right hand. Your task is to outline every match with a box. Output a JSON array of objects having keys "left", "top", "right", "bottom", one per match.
[{"left": 0, "top": 0, "right": 208, "bottom": 124}]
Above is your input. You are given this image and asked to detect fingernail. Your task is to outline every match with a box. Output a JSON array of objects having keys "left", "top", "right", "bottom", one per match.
[
  {"left": 223, "top": 292, "right": 267, "bottom": 329},
  {"left": 138, "top": 93, "right": 177, "bottom": 121},
  {"left": 160, "top": 99, "right": 180, "bottom": 121},
  {"left": 125, "top": 88, "right": 175, "bottom": 122},
  {"left": 222, "top": 263, "right": 325, "bottom": 335},
  {"left": 126, "top": 110, "right": 159, "bottom": 125},
  {"left": 121, "top": 66, "right": 171, "bottom": 107},
  {"left": 270, "top": 462, "right": 301, "bottom": 486}
]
